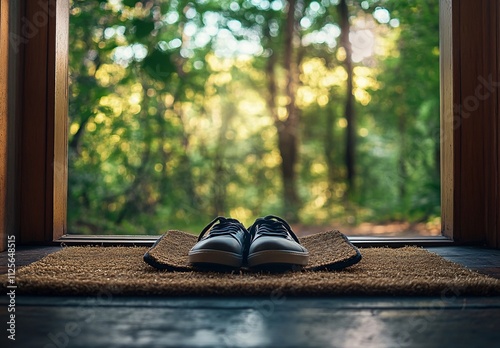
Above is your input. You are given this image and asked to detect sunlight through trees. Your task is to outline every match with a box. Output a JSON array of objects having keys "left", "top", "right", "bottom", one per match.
[{"left": 68, "top": 0, "right": 440, "bottom": 234}]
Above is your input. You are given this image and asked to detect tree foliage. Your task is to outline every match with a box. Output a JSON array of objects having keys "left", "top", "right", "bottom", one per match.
[{"left": 68, "top": 0, "right": 440, "bottom": 234}]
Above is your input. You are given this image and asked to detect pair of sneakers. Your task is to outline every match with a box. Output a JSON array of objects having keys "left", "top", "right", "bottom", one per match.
[{"left": 188, "top": 215, "right": 309, "bottom": 270}]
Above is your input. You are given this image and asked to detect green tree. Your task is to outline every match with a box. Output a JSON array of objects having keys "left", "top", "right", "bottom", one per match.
[{"left": 67, "top": 0, "right": 441, "bottom": 235}]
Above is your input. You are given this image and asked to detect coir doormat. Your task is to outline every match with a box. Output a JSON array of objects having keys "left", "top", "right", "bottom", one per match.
[
  {"left": 3, "top": 230, "right": 500, "bottom": 296},
  {"left": 144, "top": 229, "right": 362, "bottom": 271}
]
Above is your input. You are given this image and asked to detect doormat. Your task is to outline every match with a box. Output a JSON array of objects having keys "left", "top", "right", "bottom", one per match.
[
  {"left": 3, "top": 231, "right": 500, "bottom": 297},
  {"left": 143, "top": 229, "right": 362, "bottom": 271}
]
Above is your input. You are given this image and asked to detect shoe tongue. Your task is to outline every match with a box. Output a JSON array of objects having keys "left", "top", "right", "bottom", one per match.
[
  {"left": 210, "top": 219, "right": 240, "bottom": 235},
  {"left": 225, "top": 218, "right": 241, "bottom": 225},
  {"left": 258, "top": 219, "right": 287, "bottom": 236}
]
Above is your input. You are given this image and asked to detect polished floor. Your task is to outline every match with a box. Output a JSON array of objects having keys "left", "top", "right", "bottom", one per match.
[{"left": 1, "top": 246, "right": 499, "bottom": 347}]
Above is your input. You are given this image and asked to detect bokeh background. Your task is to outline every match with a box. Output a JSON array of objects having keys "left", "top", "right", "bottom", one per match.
[{"left": 67, "top": 0, "right": 440, "bottom": 236}]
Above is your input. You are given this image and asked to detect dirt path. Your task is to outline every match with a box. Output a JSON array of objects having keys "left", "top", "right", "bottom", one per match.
[{"left": 292, "top": 221, "right": 441, "bottom": 238}]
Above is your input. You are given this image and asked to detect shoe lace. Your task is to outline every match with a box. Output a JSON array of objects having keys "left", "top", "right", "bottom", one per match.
[
  {"left": 197, "top": 216, "right": 247, "bottom": 241},
  {"left": 248, "top": 215, "right": 301, "bottom": 244}
]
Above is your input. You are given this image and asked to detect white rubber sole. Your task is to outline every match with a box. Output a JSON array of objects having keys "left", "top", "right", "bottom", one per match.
[
  {"left": 247, "top": 250, "right": 309, "bottom": 268},
  {"left": 188, "top": 249, "right": 243, "bottom": 268}
]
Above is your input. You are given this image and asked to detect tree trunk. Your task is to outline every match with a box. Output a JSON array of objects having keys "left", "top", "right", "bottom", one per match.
[
  {"left": 277, "top": 0, "right": 300, "bottom": 222},
  {"left": 324, "top": 98, "right": 336, "bottom": 204},
  {"left": 398, "top": 114, "right": 407, "bottom": 208},
  {"left": 211, "top": 101, "right": 233, "bottom": 216},
  {"left": 172, "top": 101, "right": 199, "bottom": 209},
  {"left": 262, "top": 0, "right": 301, "bottom": 222},
  {"left": 156, "top": 94, "right": 170, "bottom": 197},
  {"left": 338, "top": 0, "right": 356, "bottom": 195},
  {"left": 116, "top": 80, "right": 153, "bottom": 224}
]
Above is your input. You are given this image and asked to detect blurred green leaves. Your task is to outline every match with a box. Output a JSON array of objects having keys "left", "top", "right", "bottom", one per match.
[
  {"left": 132, "top": 18, "right": 155, "bottom": 39},
  {"left": 142, "top": 48, "right": 176, "bottom": 82},
  {"left": 67, "top": 0, "right": 440, "bottom": 235}
]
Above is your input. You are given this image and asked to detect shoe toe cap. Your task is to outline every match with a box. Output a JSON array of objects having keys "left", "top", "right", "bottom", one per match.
[
  {"left": 190, "top": 236, "right": 243, "bottom": 254},
  {"left": 249, "top": 236, "right": 308, "bottom": 254}
]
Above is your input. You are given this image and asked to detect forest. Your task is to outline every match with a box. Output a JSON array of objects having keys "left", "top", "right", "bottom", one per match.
[{"left": 67, "top": 0, "right": 440, "bottom": 235}]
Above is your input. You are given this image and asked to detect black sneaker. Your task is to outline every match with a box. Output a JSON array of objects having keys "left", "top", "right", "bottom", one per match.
[
  {"left": 247, "top": 215, "right": 309, "bottom": 269},
  {"left": 188, "top": 217, "right": 249, "bottom": 269}
]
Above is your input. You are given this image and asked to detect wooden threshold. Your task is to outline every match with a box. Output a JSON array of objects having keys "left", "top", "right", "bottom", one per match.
[
  {"left": 348, "top": 236, "right": 454, "bottom": 247},
  {"left": 56, "top": 234, "right": 161, "bottom": 246},
  {"left": 54, "top": 234, "right": 455, "bottom": 247}
]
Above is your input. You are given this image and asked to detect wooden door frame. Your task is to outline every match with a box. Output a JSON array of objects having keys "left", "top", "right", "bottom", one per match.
[
  {"left": 440, "top": 0, "right": 499, "bottom": 247},
  {"left": 1, "top": 0, "right": 499, "bottom": 250},
  {"left": 0, "top": 0, "right": 8, "bottom": 251},
  {"left": 0, "top": 0, "right": 67, "bottom": 249}
]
